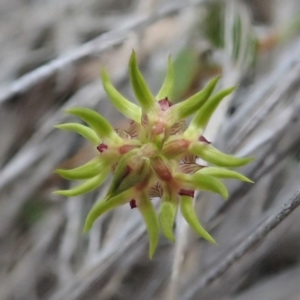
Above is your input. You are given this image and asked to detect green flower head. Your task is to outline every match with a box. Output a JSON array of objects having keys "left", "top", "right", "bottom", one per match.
[{"left": 54, "top": 51, "right": 253, "bottom": 258}]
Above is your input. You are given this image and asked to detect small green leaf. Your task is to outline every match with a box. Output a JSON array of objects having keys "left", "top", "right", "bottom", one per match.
[
  {"left": 171, "top": 76, "right": 220, "bottom": 121},
  {"left": 53, "top": 169, "right": 109, "bottom": 197},
  {"left": 137, "top": 192, "right": 159, "bottom": 259},
  {"left": 159, "top": 189, "right": 178, "bottom": 242},
  {"left": 180, "top": 195, "right": 216, "bottom": 243},
  {"left": 182, "top": 173, "right": 228, "bottom": 199},
  {"left": 83, "top": 190, "right": 131, "bottom": 232},
  {"left": 101, "top": 68, "right": 142, "bottom": 123},
  {"left": 197, "top": 167, "right": 253, "bottom": 183},
  {"left": 190, "top": 143, "right": 254, "bottom": 167},
  {"left": 156, "top": 56, "right": 175, "bottom": 100},
  {"left": 66, "top": 107, "right": 122, "bottom": 144},
  {"left": 54, "top": 157, "right": 107, "bottom": 180},
  {"left": 185, "top": 86, "right": 236, "bottom": 136},
  {"left": 55, "top": 123, "right": 100, "bottom": 145},
  {"left": 129, "top": 51, "right": 155, "bottom": 112}
]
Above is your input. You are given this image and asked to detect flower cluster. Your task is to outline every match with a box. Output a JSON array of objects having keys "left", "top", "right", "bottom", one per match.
[{"left": 54, "top": 51, "right": 253, "bottom": 258}]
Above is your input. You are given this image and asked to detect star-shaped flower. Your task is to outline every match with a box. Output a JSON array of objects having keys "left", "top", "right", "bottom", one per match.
[{"left": 54, "top": 51, "right": 253, "bottom": 258}]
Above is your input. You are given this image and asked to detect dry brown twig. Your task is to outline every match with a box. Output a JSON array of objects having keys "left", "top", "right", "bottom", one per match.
[
  {"left": 182, "top": 190, "right": 300, "bottom": 300},
  {"left": 0, "top": 0, "right": 216, "bottom": 104}
]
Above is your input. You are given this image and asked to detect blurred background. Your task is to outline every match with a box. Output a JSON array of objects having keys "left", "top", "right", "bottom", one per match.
[{"left": 1, "top": 0, "right": 300, "bottom": 299}]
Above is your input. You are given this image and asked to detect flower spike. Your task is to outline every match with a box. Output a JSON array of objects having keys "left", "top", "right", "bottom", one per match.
[
  {"left": 84, "top": 190, "right": 132, "bottom": 232},
  {"left": 54, "top": 51, "right": 254, "bottom": 258},
  {"left": 159, "top": 187, "right": 178, "bottom": 242},
  {"left": 180, "top": 173, "right": 229, "bottom": 199},
  {"left": 197, "top": 167, "right": 254, "bottom": 183},
  {"left": 55, "top": 123, "right": 100, "bottom": 145},
  {"left": 185, "top": 86, "right": 236, "bottom": 137},
  {"left": 156, "top": 56, "right": 175, "bottom": 100},
  {"left": 101, "top": 68, "right": 142, "bottom": 123},
  {"left": 180, "top": 195, "right": 216, "bottom": 243},
  {"left": 129, "top": 50, "right": 155, "bottom": 112},
  {"left": 170, "top": 76, "right": 220, "bottom": 122},
  {"left": 190, "top": 143, "right": 254, "bottom": 167},
  {"left": 53, "top": 170, "right": 109, "bottom": 197},
  {"left": 137, "top": 192, "right": 160, "bottom": 259},
  {"left": 54, "top": 157, "right": 106, "bottom": 180},
  {"left": 66, "top": 107, "right": 122, "bottom": 144}
]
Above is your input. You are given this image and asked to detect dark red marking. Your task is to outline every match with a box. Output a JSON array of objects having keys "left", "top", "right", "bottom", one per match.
[
  {"left": 199, "top": 136, "right": 211, "bottom": 144},
  {"left": 178, "top": 189, "right": 195, "bottom": 197},
  {"left": 158, "top": 98, "right": 172, "bottom": 111},
  {"left": 97, "top": 143, "right": 108, "bottom": 153},
  {"left": 129, "top": 199, "right": 137, "bottom": 209}
]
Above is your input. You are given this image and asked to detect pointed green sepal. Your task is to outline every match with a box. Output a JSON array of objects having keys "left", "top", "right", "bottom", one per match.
[
  {"left": 137, "top": 193, "right": 160, "bottom": 259},
  {"left": 190, "top": 143, "right": 254, "bottom": 168},
  {"left": 171, "top": 76, "right": 220, "bottom": 122},
  {"left": 55, "top": 123, "right": 100, "bottom": 145},
  {"left": 129, "top": 50, "right": 155, "bottom": 112},
  {"left": 185, "top": 86, "right": 236, "bottom": 137},
  {"left": 159, "top": 189, "right": 178, "bottom": 242},
  {"left": 107, "top": 149, "right": 151, "bottom": 199},
  {"left": 197, "top": 167, "right": 253, "bottom": 183},
  {"left": 180, "top": 195, "right": 216, "bottom": 243},
  {"left": 83, "top": 190, "right": 131, "bottom": 232},
  {"left": 156, "top": 56, "right": 175, "bottom": 100},
  {"left": 53, "top": 169, "right": 109, "bottom": 197},
  {"left": 101, "top": 68, "right": 142, "bottom": 123},
  {"left": 66, "top": 107, "right": 122, "bottom": 144},
  {"left": 54, "top": 157, "right": 107, "bottom": 180},
  {"left": 181, "top": 173, "right": 228, "bottom": 199}
]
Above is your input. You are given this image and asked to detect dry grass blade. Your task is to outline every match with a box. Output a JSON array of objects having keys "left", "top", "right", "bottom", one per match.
[
  {"left": 182, "top": 191, "right": 300, "bottom": 300},
  {"left": 0, "top": 0, "right": 215, "bottom": 104}
]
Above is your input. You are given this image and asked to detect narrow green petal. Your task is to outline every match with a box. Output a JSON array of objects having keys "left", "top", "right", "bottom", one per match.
[
  {"left": 101, "top": 68, "right": 142, "bottom": 123},
  {"left": 183, "top": 173, "right": 228, "bottom": 199},
  {"left": 159, "top": 191, "right": 178, "bottom": 242},
  {"left": 197, "top": 167, "right": 253, "bottom": 183},
  {"left": 171, "top": 76, "right": 220, "bottom": 121},
  {"left": 180, "top": 195, "right": 216, "bottom": 243},
  {"left": 53, "top": 169, "right": 109, "bottom": 197},
  {"left": 55, "top": 123, "right": 100, "bottom": 145},
  {"left": 185, "top": 86, "right": 235, "bottom": 136},
  {"left": 190, "top": 143, "right": 254, "bottom": 167},
  {"left": 137, "top": 193, "right": 160, "bottom": 259},
  {"left": 83, "top": 190, "right": 131, "bottom": 232},
  {"left": 66, "top": 107, "right": 122, "bottom": 144},
  {"left": 54, "top": 157, "right": 106, "bottom": 180},
  {"left": 129, "top": 51, "right": 155, "bottom": 112},
  {"left": 156, "top": 56, "right": 175, "bottom": 100}
]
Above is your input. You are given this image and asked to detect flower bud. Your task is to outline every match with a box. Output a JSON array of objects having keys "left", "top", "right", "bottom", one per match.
[
  {"left": 161, "top": 138, "right": 190, "bottom": 158},
  {"left": 151, "top": 156, "right": 173, "bottom": 182}
]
